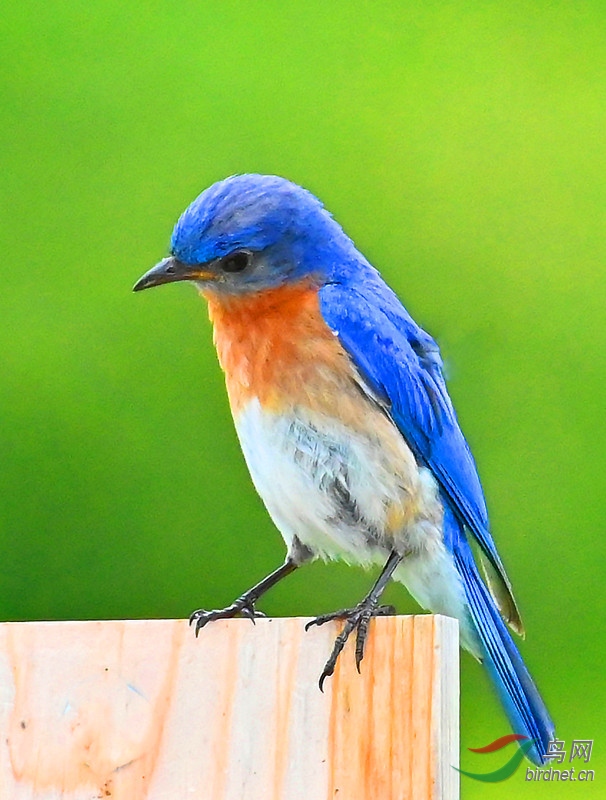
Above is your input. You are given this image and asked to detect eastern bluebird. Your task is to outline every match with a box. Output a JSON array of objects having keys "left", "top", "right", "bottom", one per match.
[{"left": 134, "top": 174, "right": 554, "bottom": 764}]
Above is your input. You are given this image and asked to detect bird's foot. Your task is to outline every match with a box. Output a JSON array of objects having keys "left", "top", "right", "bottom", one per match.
[
  {"left": 189, "top": 595, "right": 266, "bottom": 636},
  {"left": 305, "top": 602, "right": 396, "bottom": 690}
]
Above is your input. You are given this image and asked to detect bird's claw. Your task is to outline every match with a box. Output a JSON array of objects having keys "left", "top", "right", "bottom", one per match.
[
  {"left": 189, "top": 597, "right": 266, "bottom": 636},
  {"left": 239, "top": 604, "right": 267, "bottom": 622},
  {"left": 306, "top": 602, "right": 396, "bottom": 689}
]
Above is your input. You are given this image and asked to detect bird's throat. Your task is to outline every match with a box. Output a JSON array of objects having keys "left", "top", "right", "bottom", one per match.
[{"left": 202, "top": 282, "right": 352, "bottom": 416}]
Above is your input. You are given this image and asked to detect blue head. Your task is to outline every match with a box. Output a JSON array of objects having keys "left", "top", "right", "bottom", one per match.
[{"left": 134, "top": 174, "right": 361, "bottom": 295}]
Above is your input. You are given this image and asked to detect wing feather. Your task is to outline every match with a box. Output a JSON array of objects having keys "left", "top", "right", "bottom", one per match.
[{"left": 319, "top": 279, "right": 523, "bottom": 634}]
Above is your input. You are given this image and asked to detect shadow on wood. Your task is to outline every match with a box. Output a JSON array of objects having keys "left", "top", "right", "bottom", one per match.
[{"left": 0, "top": 615, "right": 459, "bottom": 799}]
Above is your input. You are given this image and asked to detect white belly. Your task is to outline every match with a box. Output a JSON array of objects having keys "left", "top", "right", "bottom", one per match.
[
  {"left": 233, "top": 398, "right": 472, "bottom": 646},
  {"left": 234, "top": 399, "right": 439, "bottom": 563}
]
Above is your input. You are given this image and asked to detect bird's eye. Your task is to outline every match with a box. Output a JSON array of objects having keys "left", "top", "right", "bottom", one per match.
[{"left": 221, "top": 250, "right": 253, "bottom": 273}]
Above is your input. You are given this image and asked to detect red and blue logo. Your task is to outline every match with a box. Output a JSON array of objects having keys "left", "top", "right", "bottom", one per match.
[{"left": 454, "top": 734, "right": 535, "bottom": 782}]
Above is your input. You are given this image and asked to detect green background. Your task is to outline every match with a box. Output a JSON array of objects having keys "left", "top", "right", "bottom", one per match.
[{"left": 1, "top": 2, "right": 604, "bottom": 796}]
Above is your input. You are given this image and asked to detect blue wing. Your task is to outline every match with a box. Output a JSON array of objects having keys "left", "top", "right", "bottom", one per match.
[
  {"left": 319, "top": 275, "right": 522, "bottom": 632},
  {"left": 319, "top": 275, "right": 555, "bottom": 764}
]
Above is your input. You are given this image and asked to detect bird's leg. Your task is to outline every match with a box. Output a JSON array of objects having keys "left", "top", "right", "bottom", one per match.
[
  {"left": 306, "top": 550, "right": 403, "bottom": 690},
  {"left": 189, "top": 557, "right": 298, "bottom": 635}
]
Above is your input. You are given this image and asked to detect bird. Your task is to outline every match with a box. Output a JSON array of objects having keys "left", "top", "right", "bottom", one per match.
[{"left": 134, "top": 173, "right": 554, "bottom": 764}]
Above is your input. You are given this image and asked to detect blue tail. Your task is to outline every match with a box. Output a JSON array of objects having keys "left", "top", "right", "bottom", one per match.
[{"left": 449, "top": 519, "right": 555, "bottom": 765}]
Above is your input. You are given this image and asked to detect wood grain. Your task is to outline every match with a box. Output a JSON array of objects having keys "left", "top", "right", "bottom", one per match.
[{"left": 0, "top": 616, "right": 458, "bottom": 799}]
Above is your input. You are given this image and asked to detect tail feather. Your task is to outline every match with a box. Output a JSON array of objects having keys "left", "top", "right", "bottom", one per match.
[{"left": 453, "top": 535, "right": 555, "bottom": 766}]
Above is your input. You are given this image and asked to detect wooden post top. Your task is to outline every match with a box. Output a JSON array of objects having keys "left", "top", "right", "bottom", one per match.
[{"left": 0, "top": 615, "right": 459, "bottom": 799}]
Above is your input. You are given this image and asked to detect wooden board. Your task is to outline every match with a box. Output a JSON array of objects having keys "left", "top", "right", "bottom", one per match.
[{"left": 0, "top": 615, "right": 458, "bottom": 799}]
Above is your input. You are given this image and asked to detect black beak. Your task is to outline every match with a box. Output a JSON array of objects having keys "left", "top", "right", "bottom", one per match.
[{"left": 133, "top": 257, "right": 216, "bottom": 292}]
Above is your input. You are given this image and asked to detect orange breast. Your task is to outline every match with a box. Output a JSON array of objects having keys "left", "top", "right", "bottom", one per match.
[{"left": 203, "top": 282, "right": 356, "bottom": 416}]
